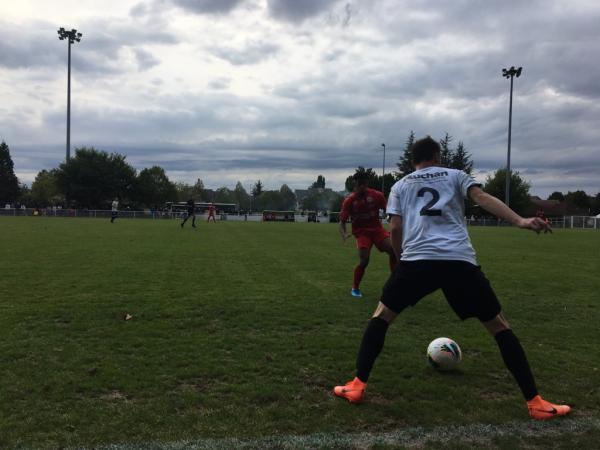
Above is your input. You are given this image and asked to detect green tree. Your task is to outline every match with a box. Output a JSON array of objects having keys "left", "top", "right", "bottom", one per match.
[
  {"left": 344, "top": 167, "right": 379, "bottom": 192},
  {"left": 0, "top": 141, "right": 20, "bottom": 205},
  {"left": 439, "top": 133, "right": 453, "bottom": 167},
  {"left": 30, "top": 169, "right": 63, "bottom": 206},
  {"left": 548, "top": 191, "right": 565, "bottom": 202},
  {"left": 279, "top": 184, "right": 297, "bottom": 210},
  {"left": 330, "top": 192, "right": 345, "bottom": 212},
  {"left": 134, "top": 166, "right": 177, "bottom": 207},
  {"left": 299, "top": 189, "right": 321, "bottom": 211},
  {"left": 174, "top": 182, "right": 193, "bottom": 202},
  {"left": 379, "top": 172, "right": 396, "bottom": 197},
  {"left": 55, "top": 147, "right": 136, "bottom": 208},
  {"left": 252, "top": 180, "right": 263, "bottom": 197},
  {"left": 18, "top": 183, "right": 33, "bottom": 207},
  {"left": 259, "top": 190, "right": 284, "bottom": 210},
  {"left": 450, "top": 141, "right": 473, "bottom": 174},
  {"left": 311, "top": 175, "right": 326, "bottom": 189},
  {"left": 591, "top": 193, "right": 600, "bottom": 215},
  {"left": 215, "top": 187, "right": 235, "bottom": 204},
  {"left": 251, "top": 180, "right": 263, "bottom": 211},
  {"left": 564, "top": 190, "right": 591, "bottom": 214},
  {"left": 192, "top": 178, "right": 205, "bottom": 200},
  {"left": 396, "top": 130, "right": 415, "bottom": 179},
  {"left": 234, "top": 181, "right": 250, "bottom": 210},
  {"left": 483, "top": 168, "right": 531, "bottom": 214}
]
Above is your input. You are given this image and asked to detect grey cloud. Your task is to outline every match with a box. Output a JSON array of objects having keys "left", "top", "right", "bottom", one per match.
[
  {"left": 373, "top": 0, "right": 600, "bottom": 100},
  {"left": 211, "top": 40, "right": 280, "bottom": 65},
  {"left": 5, "top": 0, "right": 600, "bottom": 197},
  {"left": 207, "top": 78, "right": 231, "bottom": 90},
  {"left": 129, "top": 3, "right": 149, "bottom": 17},
  {"left": 0, "top": 21, "right": 63, "bottom": 69},
  {"left": 0, "top": 18, "right": 179, "bottom": 75},
  {"left": 171, "top": 0, "right": 244, "bottom": 14},
  {"left": 309, "top": 97, "right": 377, "bottom": 119},
  {"left": 267, "top": 0, "right": 341, "bottom": 23},
  {"left": 134, "top": 48, "right": 160, "bottom": 71}
]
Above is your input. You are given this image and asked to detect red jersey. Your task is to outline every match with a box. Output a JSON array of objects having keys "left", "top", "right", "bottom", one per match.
[
  {"left": 208, "top": 205, "right": 216, "bottom": 215},
  {"left": 340, "top": 188, "right": 387, "bottom": 232}
]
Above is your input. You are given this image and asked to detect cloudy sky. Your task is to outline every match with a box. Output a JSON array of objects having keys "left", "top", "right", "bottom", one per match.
[{"left": 1, "top": 0, "right": 599, "bottom": 196}]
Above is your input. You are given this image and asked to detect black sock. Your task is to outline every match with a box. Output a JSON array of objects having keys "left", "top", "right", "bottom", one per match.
[
  {"left": 494, "top": 329, "right": 538, "bottom": 401},
  {"left": 356, "top": 317, "right": 389, "bottom": 383}
]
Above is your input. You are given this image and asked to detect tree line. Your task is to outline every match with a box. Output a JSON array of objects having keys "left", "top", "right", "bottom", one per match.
[
  {"left": 0, "top": 142, "right": 342, "bottom": 212},
  {"left": 2, "top": 137, "right": 599, "bottom": 215}
]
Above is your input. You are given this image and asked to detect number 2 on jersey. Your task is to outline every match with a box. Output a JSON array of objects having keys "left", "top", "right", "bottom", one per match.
[{"left": 418, "top": 187, "right": 442, "bottom": 216}]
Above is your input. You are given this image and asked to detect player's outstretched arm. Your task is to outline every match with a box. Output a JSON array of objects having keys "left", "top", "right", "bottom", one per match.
[{"left": 469, "top": 187, "right": 552, "bottom": 234}]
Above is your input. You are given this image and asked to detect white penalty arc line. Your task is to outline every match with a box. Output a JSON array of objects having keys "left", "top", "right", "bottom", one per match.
[{"left": 84, "top": 417, "right": 600, "bottom": 450}]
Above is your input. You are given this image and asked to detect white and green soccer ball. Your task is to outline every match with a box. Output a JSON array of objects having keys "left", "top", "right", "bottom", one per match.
[{"left": 427, "top": 337, "right": 462, "bottom": 371}]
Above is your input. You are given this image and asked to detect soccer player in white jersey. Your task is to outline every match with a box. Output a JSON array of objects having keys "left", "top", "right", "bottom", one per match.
[
  {"left": 333, "top": 136, "right": 571, "bottom": 421},
  {"left": 110, "top": 198, "right": 119, "bottom": 223}
]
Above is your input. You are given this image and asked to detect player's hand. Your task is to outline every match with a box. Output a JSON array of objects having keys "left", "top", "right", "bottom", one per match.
[
  {"left": 341, "top": 232, "right": 352, "bottom": 243},
  {"left": 518, "top": 217, "right": 552, "bottom": 234}
]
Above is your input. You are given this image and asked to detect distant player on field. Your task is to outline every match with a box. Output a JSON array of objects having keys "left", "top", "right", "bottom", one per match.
[
  {"left": 339, "top": 172, "right": 397, "bottom": 298},
  {"left": 181, "top": 198, "right": 196, "bottom": 228},
  {"left": 207, "top": 202, "right": 217, "bottom": 223},
  {"left": 110, "top": 198, "right": 119, "bottom": 223},
  {"left": 333, "top": 136, "right": 571, "bottom": 421}
]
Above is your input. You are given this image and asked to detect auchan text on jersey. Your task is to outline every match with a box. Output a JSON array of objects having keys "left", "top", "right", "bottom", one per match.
[{"left": 406, "top": 171, "right": 448, "bottom": 180}]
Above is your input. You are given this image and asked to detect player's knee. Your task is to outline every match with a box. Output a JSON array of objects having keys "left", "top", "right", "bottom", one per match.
[
  {"left": 359, "top": 257, "right": 370, "bottom": 268},
  {"left": 372, "top": 302, "right": 397, "bottom": 324},
  {"left": 481, "top": 313, "right": 511, "bottom": 336}
]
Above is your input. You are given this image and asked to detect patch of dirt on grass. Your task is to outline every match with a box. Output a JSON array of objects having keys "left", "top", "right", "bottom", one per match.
[{"left": 100, "top": 390, "right": 129, "bottom": 401}]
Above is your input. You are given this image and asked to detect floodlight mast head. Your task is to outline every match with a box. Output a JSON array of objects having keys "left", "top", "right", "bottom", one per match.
[
  {"left": 502, "top": 66, "right": 522, "bottom": 79},
  {"left": 57, "top": 27, "right": 83, "bottom": 44}
]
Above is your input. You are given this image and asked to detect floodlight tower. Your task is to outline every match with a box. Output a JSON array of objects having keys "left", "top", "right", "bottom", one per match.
[
  {"left": 381, "top": 143, "right": 386, "bottom": 193},
  {"left": 58, "top": 27, "right": 82, "bottom": 161},
  {"left": 501, "top": 66, "right": 522, "bottom": 207}
]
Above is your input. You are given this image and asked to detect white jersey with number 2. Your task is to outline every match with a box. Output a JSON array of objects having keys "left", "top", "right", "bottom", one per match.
[{"left": 387, "top": 166, "right": 481, "bottom": 265}]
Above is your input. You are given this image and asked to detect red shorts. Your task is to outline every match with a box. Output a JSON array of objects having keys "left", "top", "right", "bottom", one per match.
[{"left": 354, "top": 227, "right": 390, "bottom": 250}]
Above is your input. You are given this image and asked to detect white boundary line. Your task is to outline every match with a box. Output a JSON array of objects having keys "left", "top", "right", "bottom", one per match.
[{"left": 76, "top": 417, "right": 600, "bottom": 450}]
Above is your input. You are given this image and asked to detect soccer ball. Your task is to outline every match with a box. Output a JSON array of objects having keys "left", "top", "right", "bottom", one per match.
[{"left": 427, "top": 337, "right": 462, "bottom": 371}]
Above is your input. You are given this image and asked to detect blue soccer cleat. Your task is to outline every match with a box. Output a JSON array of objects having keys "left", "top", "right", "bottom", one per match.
[{"left": 351, "top": 288, "right": 363, "bottom": 298}]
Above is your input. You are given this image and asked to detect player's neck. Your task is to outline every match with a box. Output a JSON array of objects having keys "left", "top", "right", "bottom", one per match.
[{"left": 414, "top": 160, "right": 439, "bottom": 171}]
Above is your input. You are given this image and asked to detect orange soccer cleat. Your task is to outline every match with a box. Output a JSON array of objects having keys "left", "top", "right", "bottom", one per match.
[
  {"left": 333, "top": 377, "right": 366, "bottom": 403},
  {"left": 527, "top": 395, "right": 571, "bottom": 421}
]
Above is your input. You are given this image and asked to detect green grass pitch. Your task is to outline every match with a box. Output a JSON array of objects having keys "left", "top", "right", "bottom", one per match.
[{"left": 0, "top": 217, "right": 599, "bottom": 449}]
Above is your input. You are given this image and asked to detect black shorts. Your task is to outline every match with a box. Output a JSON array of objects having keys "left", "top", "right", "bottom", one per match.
[{"left": 380, "top": 260, "right": 501, "bottom": 322}]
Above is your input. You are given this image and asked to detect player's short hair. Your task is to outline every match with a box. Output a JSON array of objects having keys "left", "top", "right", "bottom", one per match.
[
  {"left": 411, "top": 136, "right": 441, "bottom": 165},
  {"left": 353, "top": 172, "right": 369, "bottom": 183}
]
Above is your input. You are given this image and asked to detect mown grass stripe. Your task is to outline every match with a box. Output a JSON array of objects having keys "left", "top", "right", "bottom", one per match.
[{"left": 81, "top": 417, "right": 600, "bottom": 450}]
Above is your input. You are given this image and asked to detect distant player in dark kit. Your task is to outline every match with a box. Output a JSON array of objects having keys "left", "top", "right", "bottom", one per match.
[
  {"left": 333, "top": 136, "right": 571, "bottom": 421},
  {"left": 339, "top": 172, "right": 397, "bottom": 298},
  {"left": 181, "top": 199, "right": 196, "bottom": 228},
  {"left": 110, "top": 198, "right": 119, "bottom": 223},
  {"left": 207, "top": 203, "right": 217, "bottom": 222}
]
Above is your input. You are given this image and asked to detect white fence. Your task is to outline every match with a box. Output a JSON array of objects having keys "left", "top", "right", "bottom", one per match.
[
  {"left": 2, "top": 208, "right": 599, "bottom": 229},
  {"left": 467, "top": 216, "right": 600, "bottom": 229},
  {"left": 0, "top": 208, "right": 329, "bottom": 223}
]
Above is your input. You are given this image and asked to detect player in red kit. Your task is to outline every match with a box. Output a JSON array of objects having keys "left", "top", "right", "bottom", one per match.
[
  {"left": 207, "top": 203, "right": 217, "bottom": 222},
  {"left": 339, "top": 172, "right": 397, "bottom": 298}
]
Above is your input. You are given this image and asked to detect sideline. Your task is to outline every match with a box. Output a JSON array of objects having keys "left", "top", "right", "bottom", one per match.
[{"left": 80, "top": 416, "right": 600, "bottom": 449}]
